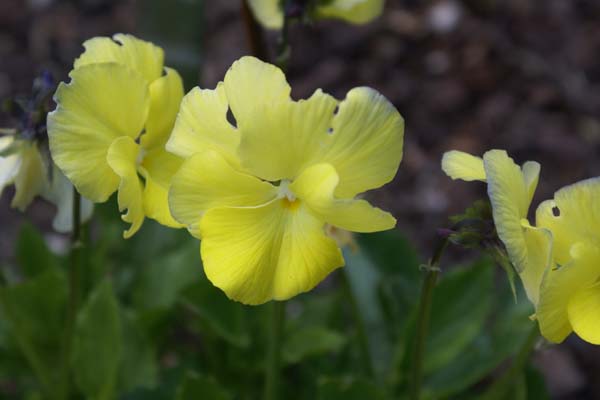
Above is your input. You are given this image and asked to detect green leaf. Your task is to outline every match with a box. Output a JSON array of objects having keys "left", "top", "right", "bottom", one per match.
[
  {"left": 317, "top": 377, "right": 386, "bottom": 400},
  {"left": 16, "top": 223, "right": 59, "bottom": 278},
  {"left": 282, "top": 326, "right": 346, "bottom": 364},
  {"left": 176, "top": 372, "right": 230, "bottom": 400},
  {"left": 72, "top": 280, "right": 122, "bottom": 400}
]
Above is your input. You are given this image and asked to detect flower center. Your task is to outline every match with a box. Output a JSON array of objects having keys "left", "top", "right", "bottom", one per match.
[
  {"left": 136, "top": 147, "right": 146, "bottom": 166},
  {"left": 277, "top": 180, "right": 300, "bottom": 210}
]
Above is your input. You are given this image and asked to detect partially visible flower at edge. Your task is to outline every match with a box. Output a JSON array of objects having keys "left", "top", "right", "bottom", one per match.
[
  {"left": 47, "top": 34, "right": 185, "bottom": 238},
  {"left": 248, "top": 0, "right": 385, "bottom": 30},
  {"left": 167, "top": 56, "right": 404, "bottom": 305}
]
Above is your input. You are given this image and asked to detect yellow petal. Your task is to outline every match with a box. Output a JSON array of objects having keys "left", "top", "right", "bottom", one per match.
[
  {"left": 141, "top": 67, "right": 184, "bottom": 150},
  {"left": 247, "top": 0, "right": 283, "bottom": 29},
  {"left": 48, "top": 63, "right": 149, "bottom": 202},
  {"left": 317, "top": 0, "right": 384, "bottom": 24},
  {"left": 200, "top": 199, "right": 344, "bottom": 305},
  {"left": 74, "top": 33, "right": 164, "bottom": 83},
  {"left": 519, "top": 220, "right": 553, "bottom": 306},
  {"left": 568, "top": 282, "right": 600, "bottom": 344},
  {"left": 536, "top": 177, "right": 600, "bottom": 266},
  {"left": 290, "top": 163, "right": 396, "bottom": 232},
  {"left": 223, "top": 56, "right": 291, "bottom": 129},
  {"left": 169, "top": 150, "right": 276, "bottom": 238},
  {"left": 537, "top": 242, "right": 600, "bottom": 343},
  {"left": 522, "top": 161, "right": 540, "bottom": 206},
  {"left": 441, "top": 150, "right": 486, "bottom": 182},
  {"left": 238, "top": 89, "right": 338, "bottom": 181},
  {"left": 166, "top": 84, "right": 240, "bottom": 167},
  {"left": 106, "top": 137, "right": 145, "bottom": 238},
  {"left": 483, "top": 150, "right": 529, "bottom": 272},
  {"left": 12, "top": 142, "right": 47, "bottom": 211}
]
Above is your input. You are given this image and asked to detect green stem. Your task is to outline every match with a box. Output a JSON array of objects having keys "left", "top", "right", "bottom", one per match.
[
  {"left": 481, "top": 324, "right": 539, "bottom": 400},
  {"left": 59, "top": 188, "right": 83, "bottom": 399},
  {"left": 408, "top": 237, "right": 449, "bottom": 400},
  {"left": 241, "top": 0, "right": 269, "bottom": 61},
  {"left": 340, "top": 268, "right": 374, "bottom": 378},
  {"left": 264, "top": 301, "right": 285, "bottom": 400}
]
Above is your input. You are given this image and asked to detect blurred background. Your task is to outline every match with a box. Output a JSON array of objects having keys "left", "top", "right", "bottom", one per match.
[{"left": 1, "top": 0, "right": 600, "bottom": 398}]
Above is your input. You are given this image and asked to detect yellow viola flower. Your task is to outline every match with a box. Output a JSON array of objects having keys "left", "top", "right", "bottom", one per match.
[
  {"left": 167, "top": 56, "right": 403, "bottom": 305},
  {"left": 534, "top": 178, "right": 600, "bottom": 344},
  {"left": 48, "top": 34, "right": 184, "bottom": 238},
  {"left": 248, "top": 0, "right": 384, "bottom": 30},
  {"left": 442, "top": 150, "right": 552, "bottom": 306}
]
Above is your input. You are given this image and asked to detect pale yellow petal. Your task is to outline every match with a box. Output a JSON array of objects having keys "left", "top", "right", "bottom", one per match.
[
  {"left": 141, "top": 67, "right": 184, "bottom": 150},
  {"left": 247, "top": 0, "right": 283, "bottom": 29},
  {"left": 519, "top": 220, "right": 553, "bottom": 306},
  {"left": 12, "top": 142, "right": 47, "bottom": 211},
  {"left": 200, "top": 199, "right": 344, "bottom": 305},
  {"left": 166, "top": 84, "right": 240, "bottom": 167},
  {"left": 290, "top": 163, "right": 396, "bottom": 232},
  {"left": 567, "top": 282, "right": 600, "bottom": 344},
  {"left": 48, "top": 63, "right": 149, "bottom": 202},
  {"left": 317, "top": 0, "right": 384, "bottom": 24},
  {"left": 168, "top": 150, "right": 276, "bottom": 238},
  {"left": 106, "top": 137, "right": 145, "bottom": 238},
  {"left": 537, "top": 242, "right": 600, "bottom": 343},
  {"left": 441, "top": 150, "right": 486, "bottom": 182},
  {"left": 74, "top": 33, "right": 164, "bottom": 83},
  {"left": 522, "top": 161, "right": 540, "bottom": 206}
]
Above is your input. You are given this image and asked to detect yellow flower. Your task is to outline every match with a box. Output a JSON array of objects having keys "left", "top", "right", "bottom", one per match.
[
  {"left": 535, "top": 179, "right": 600, "bottom": 344},
  {"left": 248, "top": 0, "right": 384, "bottom": 29},
  {"left": 167, "top": 56, "right": 403, "bottom": 305},
  {"left": 48, "top": 34, "right": 184, "bottom": 237},
  {"left": 442, "top": 150, "right": 552, "bottom": 306}
]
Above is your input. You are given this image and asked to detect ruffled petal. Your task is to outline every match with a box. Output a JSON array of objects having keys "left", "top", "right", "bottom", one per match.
[
  {"left": 141, "top": 67, "right": 184, "bottom": 150},
  {"left": 483, "top": 150, "right": 529, "bottom": 272},
  {"left": 522, "top": 161, "right": 540, "bottom": 206},
  {"left": 74, "top": 33, "right": 164, "bottom": 83},
  {"left": 12, "top": 142, "right": 47, "bottom": 211},
  {"left": 106, "top": 137, "right": 145, "bottom": 238},
  {"left": 537, "top": 242, "right": 600, "bottom": 343},
  {"left": 317, "top": 0, "right": 384, "bottom": 24},
  {"left": 568, "top": 282, "right": 600, "bottom": 344},
  {"left": 536, "top": 177, "right": 600, "bottom": 266},
  {"left": 169, "top": 149, "right": 276, "bottom": 238},
  {"left": 223, "top": 56, "right": 291, "bottom": 129},
  {"left": 441, "top": 150, "right": 486, "bottom": 182},
  {"left": 48, "top": 63, "right": 149, "bottom": 202},
  {"left": 247, "top": 0, "right": 283, "bottom": 29},
  {"left": 199, "top": 199, "right": 344, "bottom": 305},
  {"left": 166, "top": 84, "right": 240, "bottom": 167},
  {"left": 290, "top": 163, "right": 396, "bottom": 232},
  {"left": 519, "top": 221, "right": 553, "bottom": 306}
]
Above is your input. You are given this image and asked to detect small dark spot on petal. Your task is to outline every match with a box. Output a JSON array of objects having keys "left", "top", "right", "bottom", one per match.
[
  {"left": 327, "top": 127, "right": 334, "bottom": 135},
  {"left": 226, "top": 107, "right": 237, "bottom": 128},
  {"left": 552, "top": 206, "right": 560, "bottom": 217}
]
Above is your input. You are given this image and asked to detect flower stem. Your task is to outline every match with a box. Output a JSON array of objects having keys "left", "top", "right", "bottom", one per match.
[
  {"left": 59, "top": 188, "right": 82, "bottom": 399},
  {"left": 340, "top": 268, "right": 375, "bottom": 378},
  {"left": 264, "top": 301, "right": 285, "bottom": 400},
  {"left": 480, "top": 324, "right": 539, "bottom": 400},
  {"left": 408, "top": 237, "right": 448, "bottom": 400},
  {"left": 241, "top": 0, "right": 268, "bottom": 61}
]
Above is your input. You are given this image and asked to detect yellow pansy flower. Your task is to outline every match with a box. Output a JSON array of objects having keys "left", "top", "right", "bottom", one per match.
[
  {"left": 248, "top": 0, "right": 384, "bottom": 30},
  {"left": 442, "top": 150, "right": 552, "bottom": 306},
  {"left": 48, "top": 34, "right": 184, "bottom": 237},
  {"left": 535, "top": 179, "right": 600, "bottom": 344},
  {"left": 167, "top": 56, "right": 403, "bottom": 305}
]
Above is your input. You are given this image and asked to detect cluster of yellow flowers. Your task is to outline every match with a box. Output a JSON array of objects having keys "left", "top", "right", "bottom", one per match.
[
  {"left": 443, "top": 150, "right": 600, "bottom": 345},
  {"left": 47, "top": 35, "right": 404, "bottom": 305}
]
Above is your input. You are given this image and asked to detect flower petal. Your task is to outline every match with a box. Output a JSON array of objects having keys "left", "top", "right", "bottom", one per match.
[
  {"left": 169, "top": 149, "right": 276, "bottom": 238},
  {"left": 223, "top": 56, "right": 291, "bottom": 129},
  {"left": 74, "top": 33, "right": 164, "bottom": 83},
  {"left": 483, "top": 150, "right": 529, "bottom": 272},
  {"left": 441, "top": 150, "right": 486, "bottom": 182},
  {"left": 522, "top": 161, "right": 540, "bottom": 206},
  {"left": 567, "top": 282, "right": 600, "bottom": 344},
  {"left": 247, "top": 0, "right": 283, "bottom": 29},
  {"left": 200, "top": 199, "right": 344, "bottom": 305},
  {"left": 519, "top": 221, "right": 553, "bottom": 306},
  {"left": 48, "top": 63, "right": 149, "bottom": 202},
  {"left": 536, "top": 177, "right": 600, "bottom": 266},
  {"left": 317, "top": 0, "right": 384, "bottom": 24},
  {"left": 12, "top": 142, "right": 47, "bottom": 211},
  {"left": 290, "top": 163, "right": 396, "bottom": 232},
  {"left": 166, "top": 84, "right": 240, "bottom": 167},
  {"left": 537, "top": 242, "right": 600, "bottom": 343},
  {"left": 106, "top": 137, "right": 145, "bottom": 238},
  {"left": 141, "top": 67, "right": 184, "bottom": 150}
]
